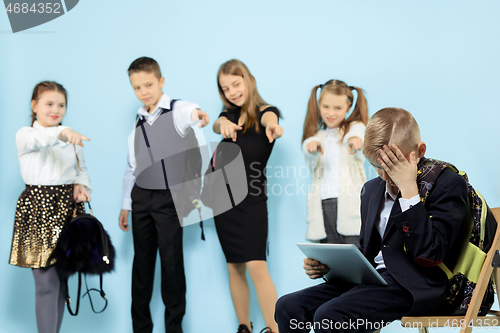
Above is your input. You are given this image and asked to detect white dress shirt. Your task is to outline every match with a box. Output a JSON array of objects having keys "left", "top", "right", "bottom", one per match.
[
  {"left": 16, "top": 121, "right": 92, "bottom": 191},
  {"left": 373, "top": 184, "right": 420, "bottom": 270},
  {"left": 121, "top": 93, "right": 200, "bottom": 210},
  {"left": 320, "top": 127, "right": 340, "bottom": 200}
]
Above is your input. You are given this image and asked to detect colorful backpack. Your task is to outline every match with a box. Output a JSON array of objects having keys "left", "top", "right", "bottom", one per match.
[{"left": 416, "top": 158, "right": 496, "bottom": 315}]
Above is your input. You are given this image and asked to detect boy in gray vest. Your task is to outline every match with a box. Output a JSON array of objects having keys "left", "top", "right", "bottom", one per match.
[{"left": 118, "top": 57, "right": 209, "bottom": 333}]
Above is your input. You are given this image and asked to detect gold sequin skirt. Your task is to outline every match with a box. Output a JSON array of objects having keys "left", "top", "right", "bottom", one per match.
[{"left": 9, "top": 184, "right": 84, "bottom": 269}]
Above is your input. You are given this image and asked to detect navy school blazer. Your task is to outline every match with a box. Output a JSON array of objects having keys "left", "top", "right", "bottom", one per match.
[{"left": 359, "top": 168, "right": 468, "bottom": 315}]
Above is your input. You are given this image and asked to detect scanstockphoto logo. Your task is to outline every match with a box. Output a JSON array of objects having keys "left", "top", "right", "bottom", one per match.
[{"left": 4, "top": 0, "right": 79, "bottom": 33}]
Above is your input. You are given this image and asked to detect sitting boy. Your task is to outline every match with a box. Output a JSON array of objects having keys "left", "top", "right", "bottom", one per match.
[
  {"left": 118, "top": 56, "right": 208, "bottom": 333},
  {"left": 275, "top": 107, "right": 470, "bottom": 332}
]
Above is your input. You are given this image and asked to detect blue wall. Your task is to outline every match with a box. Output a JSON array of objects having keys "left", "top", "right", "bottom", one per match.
[{"left": 0, "top": 1, "right": 499, "bottom": 332}]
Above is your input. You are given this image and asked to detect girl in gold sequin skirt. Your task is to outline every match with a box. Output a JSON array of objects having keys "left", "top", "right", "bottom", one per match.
[{"left": 9, "top": 81, "right": 92, "bottom": 333}]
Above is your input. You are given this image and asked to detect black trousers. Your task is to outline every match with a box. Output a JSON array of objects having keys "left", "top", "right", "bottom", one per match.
[
  {"left": 131, "top": 186, "right": 185, "bottom": 333},
  {"left": 275, "top": 271, "right": 415, "bottom": 333},
  {"left": 320, "top": 198, "right": 359, "bottom": 246}
]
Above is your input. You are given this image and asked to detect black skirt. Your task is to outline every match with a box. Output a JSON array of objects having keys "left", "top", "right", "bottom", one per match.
[
  {"left": 9, "top": 184, "right": 84, "bottom": 268},
  {"left": 214, "top": 198, "right": 268, "bottom": 263}
]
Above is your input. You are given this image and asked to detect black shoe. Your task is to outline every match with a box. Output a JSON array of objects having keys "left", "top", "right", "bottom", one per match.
[
  {"left": 259, "top": 328, "right": 273, "bottom": 333},
  {"left": 237, "top": 323, "right": 253, "bottom": 333}
]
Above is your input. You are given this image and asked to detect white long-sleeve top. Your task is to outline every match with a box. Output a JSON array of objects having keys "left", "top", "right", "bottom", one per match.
[
  {"left": 320, "top": 127, "right": 341, "bottom": 199},
  {"left": 121, "top": 93, "right": 200, "bottom": 210},
  {"left": 16, "top": 121, "right": 92, "bottom": 191},
  {"left": 302, "top": 121, "right": 366, "bottom": 240}
]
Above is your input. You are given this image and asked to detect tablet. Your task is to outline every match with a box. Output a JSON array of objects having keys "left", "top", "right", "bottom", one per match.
[{"left": 297, "top": 243, "right": 387, "bottom": 285}]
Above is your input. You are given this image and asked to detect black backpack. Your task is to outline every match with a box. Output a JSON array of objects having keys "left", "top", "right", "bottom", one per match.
[
  {"left": 180, "top": 125, "right": 205, "bottom": 240},
  {"left": 49, "top": 203, "right": 115, "bottom": 315},
  {"left": 180, "top": 124, "right": 203, "bottom": 218}
]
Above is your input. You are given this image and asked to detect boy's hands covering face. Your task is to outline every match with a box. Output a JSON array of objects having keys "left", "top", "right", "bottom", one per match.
[{"left": 377, "top": 144, "right": 419, "bottom": 199}]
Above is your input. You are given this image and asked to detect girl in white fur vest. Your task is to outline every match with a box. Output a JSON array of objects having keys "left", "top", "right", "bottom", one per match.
[{"left": 301, "top": 80, "right": 368, "bottom": 244}]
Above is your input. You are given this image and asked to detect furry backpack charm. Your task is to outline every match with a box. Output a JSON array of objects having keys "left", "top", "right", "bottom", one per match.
[{"left": 49, "top": 202, "right": 115, "bottom": 315}]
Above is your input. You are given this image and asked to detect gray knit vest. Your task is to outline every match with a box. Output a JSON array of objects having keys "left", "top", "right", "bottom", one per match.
[{"left": 134, "top": 100, "right": 189, "bottom": 190}]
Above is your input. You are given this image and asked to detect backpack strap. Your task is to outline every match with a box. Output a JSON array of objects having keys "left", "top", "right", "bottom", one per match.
[
  {"left": 64, "top": 273, "right": 82, "bottom": 316},
  {"left": 82, "top": 274, "right": 108, "bottom": 314},
  {"left": 472, "top": 184, "right": 487, "bottom": 249},
  {"left": 197, "top": 205, "right": 205, "bottom": 241},
  {"left": 64, "top": 272, "right": 109, "bottom": 315}
]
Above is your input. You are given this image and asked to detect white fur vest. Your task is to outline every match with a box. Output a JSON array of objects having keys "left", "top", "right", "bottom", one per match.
[{"left": 302, "top": 122, "right": 367, "bottom": 241}]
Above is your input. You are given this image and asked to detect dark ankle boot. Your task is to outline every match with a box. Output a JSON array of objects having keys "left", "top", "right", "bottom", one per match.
[{"left": 237, "top": 323, "right": 252, "bottom": 333}]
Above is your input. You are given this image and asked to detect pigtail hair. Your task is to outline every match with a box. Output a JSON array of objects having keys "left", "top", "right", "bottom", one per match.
[
  {"left": 31, "top": 111, "right": 37, "bottom": 126},
  {"left": 303, "top": 80, "right": 368, "bottom": 143},
  {"left": 339, "top": 86, "right": 368, "bottom": 140},
  {"left": 30, "top": 82, "right": 43, "bottom": 126},
  {"left": 302, "top": 85, "right": 322, "bottom": 143},
  {"left": 350, "top": 87, "right": 368, "bottom": 125}
]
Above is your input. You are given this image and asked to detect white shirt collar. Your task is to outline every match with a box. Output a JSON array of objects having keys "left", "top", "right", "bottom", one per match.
[
  {"left": 384, "top": 182, "right": 398, "bottom": 201},
  {"left": 325, "top": 127, "right": 339, "bottom": 137},
  {"left": 137, "top": 93, "right": 172, "bottom": 124},
  {"left": 33, "top": 121, "right": 63, "bottom": 130}
]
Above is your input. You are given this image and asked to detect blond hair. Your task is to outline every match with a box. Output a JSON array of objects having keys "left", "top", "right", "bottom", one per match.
[
  {"left": 363, "top": 107, "right": 421, "bottom": 162},
  {"left": 217, "top": 59, "right": 267, "bottom": 133}
]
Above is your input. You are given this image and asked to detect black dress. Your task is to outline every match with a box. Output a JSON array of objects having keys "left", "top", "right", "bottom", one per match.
[{"left": 214, "top": 106, "right": 280, "bottom": 263}]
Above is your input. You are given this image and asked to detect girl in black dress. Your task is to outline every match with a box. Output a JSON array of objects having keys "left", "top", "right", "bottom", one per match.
[{"left": 213, "top": 59, "right": 283, "bottom": 333}]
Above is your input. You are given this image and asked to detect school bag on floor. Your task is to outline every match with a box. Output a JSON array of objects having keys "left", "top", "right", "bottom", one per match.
[{"left": 416, "top": 158, "right": 496, "bottom": 316}]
